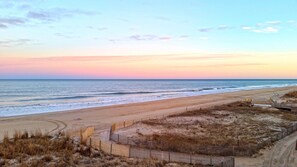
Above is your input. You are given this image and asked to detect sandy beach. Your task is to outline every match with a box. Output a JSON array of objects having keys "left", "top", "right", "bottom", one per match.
[
  {"left": 1, "top": 86, "right": 296, "bottom": 139},
  {"left": 1, "top": 86, "right": 297, "bottom": 167}
]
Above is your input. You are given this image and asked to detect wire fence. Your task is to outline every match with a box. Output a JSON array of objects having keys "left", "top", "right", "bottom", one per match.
[
  {"left": 79, "top": 107, "right": 236, "bottom": 167},
  {"left": 106, "top": 108, "right": 236, "bottom": 167},
  {"left": 110, "top": 116, "right": 297, "bottom": 157},
  {"left": 84, "top": 129, "right": 235, "bottom": 167},
  {"left": 80, "top": 103, "right": 297, "bottom": 167}
]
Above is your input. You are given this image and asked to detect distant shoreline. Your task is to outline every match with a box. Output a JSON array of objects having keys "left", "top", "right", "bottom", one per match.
[
  {"left": 1, "top": 85, "right": 296, "bottom": 118},
  {"left": 1, "top": 79, "right": 297, "bottom": 80},
  {"left": 1, "top": 83, "right": 297, "bottom": 117}
]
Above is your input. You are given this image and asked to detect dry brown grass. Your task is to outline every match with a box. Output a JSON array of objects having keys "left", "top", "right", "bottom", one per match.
[
  {"left": 283, "top": 91, "right": 297, "bottom": 98},
  {"left": 0, "top": 130, "right": 72, "bottom": 159},
  {"left": 138, "top": 101, "right": 297, "bottom": 156},
  {"left": 168, "top": 100, "right": 297, "bottom": 121},
  {"left": 0, "top": 130, "right": 201, "bottom": 167}
]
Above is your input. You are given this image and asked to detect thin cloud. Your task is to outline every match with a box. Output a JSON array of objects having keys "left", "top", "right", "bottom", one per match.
[
  {"left": 217, "top": 25, "right": 233, "bottom": 30},
  {"left": 27, "top": 11, "right": 53, "bottom": 21},
  {"left": 168, "top": 54, "right": 251, "bottom": 61},
  {"left": 128, "top": 34, "right": 188, "bottom": 41},
  {"left": 54, "top": 33, "right": 80, "bottom": 39},
  {"left": 179, "top": 35, "right": 189, "bottom": 38},
  {"left": 178, "top": 35, "right": 189, "bottom": 40},
  {"left": 242, "top": 20, "right": 283, "bottom": 33},
  {"left": 174, "top": 63, "right": 266, "bottom": 68},
  {"left": 0, "top": 2, "right": 14, "bottom": 9},
  {"left": 249, "top": 27, "right": 279, "bottom": 33},
  {"left": 0, "top": 39, "right": 31, "bottom": 47},
  {"left": 158, "top": 36, "right": 172, "bottom": 40},
  {"left": 242, "top": 23, "right": 279, "bottom": 34},
  {"left": 18, "top": 4, "right": 31, "bottom": 10},
  {"left": 0, "top": 24, "right": 8, "bottom": 28},
  {"left": 88, "top": 26, "right": 108, "bottom": 31},
  {"left": 265, "top": 21, "right": 281, "bottom": 25},
  {"left": 129, "top": 35, "right": 157, "bottom": 41},
  {"left": 154, "top": 16, "right": 170, "bottom": 21},
  {"left": 198, "top": 20, "right": 285, "bottom": 34},
  {"left": 208, "top": 63, "right": 267, "bottom": 67},
  {"left": 27, "top": 56, "right": 151, "bottom": 63},
  {"left": 8, "top": 53, "right": 251, "bottom": 63},
  {"left": 198, "top": 27, "right": 213, "bottom": 32},
  {"left": 0, "top": 17, "right": 27, "bottom": 28},
  {"left": 27, "top": 8, "right": 98, "bottom": 22},
  {"left": 242, "top": 26, "right": 253, "bottom": 30},
  {"left": 198, "top": 25, "right": 233, "bottom": 33}
]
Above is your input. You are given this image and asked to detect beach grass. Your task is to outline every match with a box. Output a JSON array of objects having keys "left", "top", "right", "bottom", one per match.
[
  {"left": 0, "top": 130, "right": 201, "bottom": 167},
  {"left": 283, "top": 91, "right": 297, "bottom": 98},
  {"left": 137, "top": 101, "right": 297, "bottom": 156}
]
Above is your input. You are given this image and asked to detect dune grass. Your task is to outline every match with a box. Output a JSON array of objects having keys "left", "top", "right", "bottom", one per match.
[
  {"left": 0, "top": 130, "right": 200, "bottom": 167},
  {"left": 283, "top": 91, "right": 297, "bottom": 98},
  {"left": 139, "top": 101, "right": 297, "bottom": 156}
]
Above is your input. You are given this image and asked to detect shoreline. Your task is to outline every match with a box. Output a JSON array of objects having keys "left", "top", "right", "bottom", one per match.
[
  {"left": 0, "top": 86, "right": 297, "bottom": 140},
  {"left": 1, "top": 85, "right": 296, "bottom": 119}
]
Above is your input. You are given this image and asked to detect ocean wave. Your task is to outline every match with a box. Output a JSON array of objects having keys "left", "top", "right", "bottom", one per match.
[
  {"left": 97, "top": 87, "right": 224, "bottom": 95},
  {"left": 17, "top": 95, "right": 95, "bottom": 102}
]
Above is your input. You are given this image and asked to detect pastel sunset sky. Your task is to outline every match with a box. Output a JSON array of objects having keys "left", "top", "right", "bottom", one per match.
[{"left": 1, "top": 0, "right": 297, "bottom": 79}]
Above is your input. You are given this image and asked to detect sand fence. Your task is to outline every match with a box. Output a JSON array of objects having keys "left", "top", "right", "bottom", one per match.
[
  {"left": 81, "top": 127, "right": 234, "bottom": 167},
  {"left": 78, "top": 103, "right": 297, "bottom": 167},
  {"left": 110, "top": 117, "right": 297, "bottom": 156},
  {"left": 80, "top": 114, "right": 235, "bottom": 167}
]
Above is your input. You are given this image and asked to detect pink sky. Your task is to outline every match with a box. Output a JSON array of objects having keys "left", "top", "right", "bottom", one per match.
[{"left": 1, "top": 53, "right": 296, "bottom": 79}]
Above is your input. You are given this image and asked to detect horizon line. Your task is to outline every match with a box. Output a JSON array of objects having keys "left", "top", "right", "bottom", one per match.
[{"left": 1, "top": 78, "right": 297, "bottom": 80}]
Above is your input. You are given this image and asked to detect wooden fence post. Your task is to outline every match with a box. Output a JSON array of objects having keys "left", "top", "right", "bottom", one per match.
[
  {"left": 150, "top": 142, "right": 152, "bottom": 158},
  {"left": 232, "top": 146, "right": 235, "bottom": 156},
  {"left": 129, "top": 146, "right": 131, "bottom": 157},
  {"left": 233, "top": 157, "right": 235, "bottom": 167},
  {"left": 210, "top": 156, "right": 212, "bottom": 166},
  {"left": 80, "top": 129, "right": 83, "bottom": 144},
  {"left": 109, "top": 127, "right": 112, "bottom": 140},
  {"left": 89, "top": 138, "right": 92, "bottom": 148},
  {"left": 110, "top": 143, "right": 113, "bottom": 155}
]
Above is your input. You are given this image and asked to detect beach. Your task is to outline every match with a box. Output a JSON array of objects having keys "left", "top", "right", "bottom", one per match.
[
  {"left": 1, "top": 86, "right": 297, "bottom": 167},
  {"left": 1, "top": 86, "right": 296, "bottom": 139}
]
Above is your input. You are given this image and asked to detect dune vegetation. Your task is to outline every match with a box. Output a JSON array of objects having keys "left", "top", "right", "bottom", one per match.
[
  {"left": 283, "top": 91, "right": 297, "bottom": 98},
  {"left": 115, "top": 101, "right": 297, "bottom": 156},
  {"left": 0, "top": 130, "right": 201, "bottom": 167}
]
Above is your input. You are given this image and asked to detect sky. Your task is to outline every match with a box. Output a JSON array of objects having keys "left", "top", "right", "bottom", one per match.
[{"left": 0, "top": 0, "right": 297, "bottom": 79}]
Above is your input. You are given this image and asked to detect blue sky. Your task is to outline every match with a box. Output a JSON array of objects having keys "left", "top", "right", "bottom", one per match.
[
  {"left": 1, "top": 0, "right": 297, "bottom": 56},
  {"left": 0, "top": 0, "right": 297, "bottom": 79}
]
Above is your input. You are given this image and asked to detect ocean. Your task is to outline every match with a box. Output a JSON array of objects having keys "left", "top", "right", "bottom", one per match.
[{"left": 0, "top": 79, "right": 297, "bottom": 117}]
